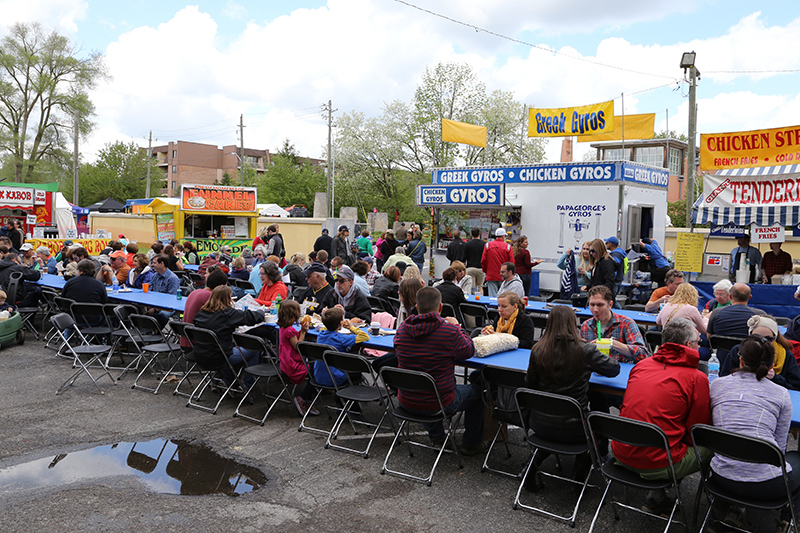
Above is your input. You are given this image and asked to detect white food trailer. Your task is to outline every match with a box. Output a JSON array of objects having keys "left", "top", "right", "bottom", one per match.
[{"left": 420, "top": 161, "right": 670, "bottom": 295}]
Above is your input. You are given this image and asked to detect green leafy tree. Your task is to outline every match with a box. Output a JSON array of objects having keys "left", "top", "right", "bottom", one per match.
[
  {"left": 655, "top": 130, "right": 689, "bottom": 142},
  {"left": 216, "top": 171, "right": 233, "bottom": 186},
  {"left": 0, "top": 23, "right": 107, "bottom": 182},
  {"left": 61, "top": 141, "right": 163, "bottom": 206},
  {"left": 257, "top": 139, "right": 325, "bottom": 208}
]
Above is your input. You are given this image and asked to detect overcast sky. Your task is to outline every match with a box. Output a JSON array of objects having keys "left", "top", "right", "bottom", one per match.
[{"left": 1, "top": 0, "right": 799, "bottom": 165}]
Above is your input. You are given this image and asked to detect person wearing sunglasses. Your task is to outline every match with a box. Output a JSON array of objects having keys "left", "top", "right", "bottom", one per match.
[
  {"left": 719, "top": 315, "right": 800, "bottom": 390},
  {"left": 581, "top": 239, "right": 617, "bottom": 301},
  {"left": 323, "top": 265, "right": 371, "bottom": 323}
]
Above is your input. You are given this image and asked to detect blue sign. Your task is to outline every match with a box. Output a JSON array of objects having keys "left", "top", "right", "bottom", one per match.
[
  {"left": 417, "top": 184, "right": 504, "bottom": 207},
  {"left": 431, "top": 161, "right": 668, "bottom": 188},
  {"left": 711, "top": 223, "right": 747, "bottom": 237}
]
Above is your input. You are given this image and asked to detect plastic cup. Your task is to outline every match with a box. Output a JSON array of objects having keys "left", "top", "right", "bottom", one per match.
[
  {"left": 370, "top": 322, "right": 381, "bottom": 335},
  {"left": 142, "top": 282, "right": 149, "bottom": 293},
  {"left": 596, "top": 338, "right": 612, "bottom": 356}
]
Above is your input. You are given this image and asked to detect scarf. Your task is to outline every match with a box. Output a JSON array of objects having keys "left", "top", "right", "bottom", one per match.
[
  {"left": 773, "top": 341, "right": 787, "bottom": 375},
  {"left": 336, "top": 280, "right": 359, "bottom": 308},
  {"left": 497, "top": 308, "right": 519, "bottom": 334}
]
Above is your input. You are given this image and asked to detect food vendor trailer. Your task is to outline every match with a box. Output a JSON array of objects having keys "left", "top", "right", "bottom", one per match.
[
  {"left": 147, "top": 184, "right": 259, "bottom": 255},
  {"left": 421, "top": 161, "right": 669, "bottom": 294}
]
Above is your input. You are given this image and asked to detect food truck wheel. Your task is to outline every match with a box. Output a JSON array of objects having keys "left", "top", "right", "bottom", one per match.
[{"left": 16, "top": 330, "right": 25, "bottom": 345}]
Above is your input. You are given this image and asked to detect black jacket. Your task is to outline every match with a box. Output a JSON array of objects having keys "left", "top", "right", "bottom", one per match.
[
  {"left": 589, "top": 257, "right": 617, "bottom": 297},
  {"left": 0, "top": 259, "right": 40, "bottom": 295},
  {"left": 380, "top": 238, "right": 401, "bottom": 259},
  {"left": 293, "top": 283, "right": 335, "bottom": 309},
  {"left": 62, "top": 274, "right": 108, "bottom": 304},
  {"left": 464, "top": 238, "right": 485, "bottom": 269},
  {"left": 371, "top": 276, "right": 399, "bottom": 300},
  {"left": 491, "top": 311, "right": 535, "bottom": 350},
  {"left": 446, "top": 239, "right": 466, "bottom": 263},
  {"left": 435, "top": 280, "right": 466, "bottom": 321},
  {"left": 314, "top": 234, "right": 332, "bottom": 254},
  {"left": 8, "top": 228, "right": 22, "bottom": 251},
  {"left": 283, "top": 264, "right": 307, "bottom": 287},
  {"left": 323, "top": 287, "right": 372, "bottom": 323},
  {"left": 192, "top": 307, "right": 265, "bottom": 369},
  {"left": 330, "top": 236, "right": 350, "bottom": 264}
]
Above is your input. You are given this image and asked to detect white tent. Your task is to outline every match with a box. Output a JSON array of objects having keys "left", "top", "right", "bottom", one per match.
[
  {"left": 54, "top": 192, "right": 77, "bottom": 238},
  {"left": 258, "top": 203, "right": 288, "bottom": 217}
]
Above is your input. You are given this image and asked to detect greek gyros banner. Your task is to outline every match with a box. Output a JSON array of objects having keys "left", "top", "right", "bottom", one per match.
[
  {"left": 702, "top": 171, "right": 800, "bottom": 209},
  {"left": 528, "top": 100, "right": 614, "bottom": 137},
  {"left": 416, "top": 184, "right": 505, "bottom": 207}
]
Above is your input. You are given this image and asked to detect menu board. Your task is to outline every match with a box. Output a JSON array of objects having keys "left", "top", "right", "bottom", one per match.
[{"left": 674, "top": 232, "right": 704, "bottom": 273}]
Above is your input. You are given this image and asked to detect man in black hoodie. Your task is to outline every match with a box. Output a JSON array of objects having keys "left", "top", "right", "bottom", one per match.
[{"left": 0, "top": 252, "right": 41, "bottom": 306}]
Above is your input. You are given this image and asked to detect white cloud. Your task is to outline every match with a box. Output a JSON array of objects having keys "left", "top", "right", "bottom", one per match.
[
  {"left": 0, "top": 0, "right": 87, "bottom": 34},
  {"left": 223, "top": 0, "right": 247, "bottom": 20}
]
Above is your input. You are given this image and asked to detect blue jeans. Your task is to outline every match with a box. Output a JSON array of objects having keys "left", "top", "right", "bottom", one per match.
[
  {"left": 487, "top": 280, "right": 501, "bottom": 297},
  {"left": 221, "top": 347, "right": 259, "bottom": 388},
  {"left": 410, "top": 383, "right": 484, "bottom": 447}
]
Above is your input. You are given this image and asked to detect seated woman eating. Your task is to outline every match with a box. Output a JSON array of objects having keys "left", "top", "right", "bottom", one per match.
[{"left": 480, "top": 291, "right": 535, "bottom": 349}]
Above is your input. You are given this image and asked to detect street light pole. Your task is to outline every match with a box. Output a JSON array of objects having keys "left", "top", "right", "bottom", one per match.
[{"left": 681, "top": 52, "right": 700, "bottom": 229}]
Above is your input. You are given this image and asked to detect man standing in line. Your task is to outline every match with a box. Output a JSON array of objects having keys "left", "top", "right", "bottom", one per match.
[
  {"left": 314, "top": 228, "right": 332, "bottom": 254},
  {"left": 446, "top": 230, "right": 466, "bottom": 264},
  {"left": 481, "top": 228, "right": 514, "bottom": 297},
  {"left": 464, "top": 228, "right": 485, "bottom": 292},
  {"left": 605, "top": 236, "right": 627, "bottom": 298}
]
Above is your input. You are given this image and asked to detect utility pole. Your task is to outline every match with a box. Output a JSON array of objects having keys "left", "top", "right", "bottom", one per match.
[
  {"left": 145, "top": 130, "right": 152, "bottom": 198},
  {"left": 73, "top": 112, "right": 79, "bottom": 204},
  {"left": 239, "top": 114, "right": 245, "bottom": 187},
  {"left": 519, "top": 105, "right": 527, "bottom": 164},
  {"left": 681, "top": 52, "right": 700, "bottom": 229},
  {"left": 321, "top": 100, "right": 337, "bottom": 217}
]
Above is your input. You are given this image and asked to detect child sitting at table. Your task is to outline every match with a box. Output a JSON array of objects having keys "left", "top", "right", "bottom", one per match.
[
  {"left": 277, "top": 299, "right": 318, "bottom": 417},
  {"left": 315, "top": 306, "right": 369, "bottom": 387}
]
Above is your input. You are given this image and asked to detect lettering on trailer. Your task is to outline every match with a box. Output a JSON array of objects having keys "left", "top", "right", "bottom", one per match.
[
  {"left": 417, "top": 184, "right": 503, "bottom": 206},
  {"left": 621, "top": 164, "right": 670, "bottom": 187},
  {"left": 433, "top": 164, "right": 617, "bottom": 185}
]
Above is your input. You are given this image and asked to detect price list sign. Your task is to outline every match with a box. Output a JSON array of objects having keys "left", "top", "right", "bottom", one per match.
[{"left": 674, "top": 233, "right": 704, "bottom": 273}]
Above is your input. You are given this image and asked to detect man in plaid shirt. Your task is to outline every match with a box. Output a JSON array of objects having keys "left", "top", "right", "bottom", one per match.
[{"left": 580, "top": 285, "right": 649, "bottom": 363}]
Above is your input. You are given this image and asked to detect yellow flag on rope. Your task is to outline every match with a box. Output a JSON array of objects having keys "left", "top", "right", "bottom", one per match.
[
  {"left": 442, "top": 118, "right": 487, "bottom": 148},
  {"left": 577, "top": 113, "right": 655, "bottom": 142}
]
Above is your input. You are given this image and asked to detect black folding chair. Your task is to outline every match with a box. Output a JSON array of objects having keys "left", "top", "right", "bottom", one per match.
[
  {"left": 480, "top": 365, "right": 528, "bottom": 478},
  {"left": 379, "top": 366, "right": 464, "bottom": 486},
  {"left": 167, "top": 320, "right": 201, "bottom": 398},
  {"left": 691, "top": 424, "right": 800, "bottom": 533},
  {"left": 128, "top": 314, "right": 182, "bottom": 394},
  {"left": 184, "top": 325, "right": 246, "bottom": 414},
  {"left": 232, "top": 332, "right": 292, "bottom": 425},
  {"left": 587, "top": 412, "right": 689, "bottom": 532},
  {"left": 71, "top": 302, "right": 112, "bottom": 344},
  {"left": 527, "top": 312, "right": 549, "bottom": 342},
  {"left": 528, "top": 295, "right": 548, "bottom": 303},
  {"left": 51, "top": 296, "right": 76, "bottom": 356},
  {"left": 50, "top": 313, "right": 116, "bottom": 395},
  {"left": 440, "top": 302, "right": 460, "bottom": 323},
  {"left": 322, "top": 350, "right": 390, "bottom": 458},
  {"left": 513, "top": 389, "right": 597, "bottom": 527},
  {"left": 645, "top": 330, "right": 663, "bottom": 353},
  {"left": 41, "top": 288, "right": 60, "bottom": 346},
  {"left": 460, "top": 302, "right": 489, "bottom": 330},
  {"left": 367, "top": 295, "right": 386, "bottom": 315},
  {"left": 708, "top": 335, "right": 744, "bottom": 354},
  {"left": 624, "top": 304, "right": 647, "bottom": 312},
  {"left": 111, "top": 304, "right": 162, "bottom": 376},
  {"left": 386, "top": 297, "right": 401, "bottom": 317},
  {"left": 8, "top": 271, "right": 40, "bottom": 339},
  {"left": 296, "top": 341, "right": 339, "bottom": 436}
]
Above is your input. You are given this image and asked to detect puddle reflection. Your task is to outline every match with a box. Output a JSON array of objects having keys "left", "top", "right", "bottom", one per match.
[{"left": 0, "top": 439, "right": 267, "bottom": 497}]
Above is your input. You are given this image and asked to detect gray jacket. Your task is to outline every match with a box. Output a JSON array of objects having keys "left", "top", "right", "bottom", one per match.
[{"left": 498, "top": 274, "right": 525, "bottom": 298}]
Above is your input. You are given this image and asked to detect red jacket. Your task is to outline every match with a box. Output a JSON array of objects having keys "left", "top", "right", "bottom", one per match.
[
  {"left": 481, "top": 238, "right": 514, "bottom": 281},
  {"left": 612, "top": 343, "right": 710, "bottom": 470}
]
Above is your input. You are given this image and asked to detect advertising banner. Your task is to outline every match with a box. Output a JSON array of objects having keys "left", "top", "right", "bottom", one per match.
[
  {"left": 700, "top": 124, "right": 800, "bottom": 170},
  {"left": 28, "top": 238, "right": 111, "bottom": 256},
  {"left": 576, "top": 113, "right": 655, "bottom": 142},
  {"left": 710, "top": 224, "right": 747, "bottom": 237},
  {"left": 180, "top": 184, "right": 257, "bottom": 213},
  {"left": 441, "top": 119, "right": 487, "bottom": 148},
  {"left": 528, "top": 100, "right": 614, "bottom": 137},
  {"left": 186, "top": 238, "right": 252, "bottom": 257},
  {"left": 702, "top": 171, "right": 800, "bottom": 208},
  {"left": 0, "top": 186, "right": 34, "bottom": 209},
  {"left": 416, "top": 184, "right": 504, "bottom": 207},
  {"left": 750, "top": 223, "right": 785, "bottom": 243},
  {"left": 35, "top": 191, "right": 53, "bottom": 226},
  {"left": 156, "top": 213, "right": 175, "bottom": 241}
]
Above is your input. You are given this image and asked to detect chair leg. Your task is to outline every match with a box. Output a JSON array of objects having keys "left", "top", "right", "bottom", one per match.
[{"left": 588, "top": 479, "right": 613, "bottom": 533}]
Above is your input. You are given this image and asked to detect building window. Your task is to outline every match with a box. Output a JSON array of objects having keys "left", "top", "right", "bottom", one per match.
[
  {"left": 172, "top": 165, "right": 177, "bottom": 173},
  {"left": 246, "top": 155, "right": 259, "bottom": 165},
  {"left": 172, "top": 181, "right": 177, "bottom": 189},
  {"left": 634, "top": 146, "right": 664, "bottom": 167},
  {"left": 172, "top": 150, "right": 177, "bottom": 158},
  {"left": 669, "top": 147, "right": 683, "bottom": 175},
  {"left": 603, "top": 148, "right": 628, "bottom": 161}
]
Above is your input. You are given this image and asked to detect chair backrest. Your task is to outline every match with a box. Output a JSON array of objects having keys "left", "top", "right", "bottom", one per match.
[
  {"left": 130, "top": 313, "right": 165, "bottom": 341},
  {"left": 527, "top": 312, "right": 549, "bottom": 331},
  {"left": 323, "top": 350, "right": 376, "bottom": 389},
  {"left": 515, "top": 388, "right": 585, "bottom": 423},
  {"left": 113, "top": 304, "right": 138, "bottom": 324},
  {"left": 482, "top": 365, "right": 527, "bottom": 412},
  {"left": 528, "top": 295, "right": 547, "bottom": 303},
  {"left": 709, "top": 335, "right": 745, "bottom": 353},
  {"left": 775, "top": 316, "right": 791, "bottom": 327},
  {"left": 233, "top": 331, "right": 273, "bottom": 358},
  {"left": 71, "top": 302, "right": 108, "bottom": 323},
  {"left": 440, "top": 302, "right": 458, "bottom": 321},
  {"left": 550, "top": 299, "right": 573, "bottom": 305},
  {"left": 460, "top": 302, "right": 488, "bottom": 319},
  {"left": 690, "top": 423, "right": 784, "bottom": 469},
  {"left": 587, "top": 412, "right": 670, "bottom": 450},
  {"left": 644, "top": 330, "right": 663, "bottom": 353},
  {"left": 42, "top": 288, "right": 59, "bottom": 308},
  {"left": 168, "top": 320, "right": 190, "bottom": 342},
  {"left": 367, "top": 295, "right": 385, "bottom": 313},
  {"left": 50, "top": 312, "right": 76, "bottom": 332},
  {"left": 184, "top": 325, "right": 227, "bottom": 359},
  {"left": 386, "top": 297, "right": 401, "bottom": 316},
  {"left": 624, "top": 304, "right": 646, "bottom": 312},
  {"left": 296, "top": 341, "right": 336, "bottom": 363},
  {"left": 54, "top": 296, "right": 75, "bottom": 315},
  {"left": 380, "top": 366, "right": 438, "bottom": 395},
  {"left": 6, "top": 271, "right": 21, "bottom": 303},
  {"left": 235, "top": 279, "right": 255, "bottom": 291}
]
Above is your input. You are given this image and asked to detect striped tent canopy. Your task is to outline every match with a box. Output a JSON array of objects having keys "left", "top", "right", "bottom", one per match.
[{"left": 692, "top": 164, "right": 800, "bottom": 226}]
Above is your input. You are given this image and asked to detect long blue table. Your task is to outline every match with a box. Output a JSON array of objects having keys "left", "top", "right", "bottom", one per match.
[
  {"left": 36, "top": 273, "right": 186, "bottom": 312},
  {"left": 695, "top": 281, "right": 799, "bottom": 320},
  {"left": 463, "top": 295, "right": 659, "bottom": 325}
]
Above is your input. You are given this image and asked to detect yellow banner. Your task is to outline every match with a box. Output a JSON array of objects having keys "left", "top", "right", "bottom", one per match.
[
  {"left": 29, "top": 238, "right": 111, "bottom": 257},
  {"left": 441, "top": 119, "right": 487, "bottom": 148},
  {"left": 700, "top": 124, "right": 800, "bottom": 170},
  {"left": 576, "top": 113, "right": 655, "bottom": 142},
  {"left": 528, "top": 100, "right": 614, "bottom": 137},
  {"left": 674, "top": 233, "right": 704, "bottom": 273}
]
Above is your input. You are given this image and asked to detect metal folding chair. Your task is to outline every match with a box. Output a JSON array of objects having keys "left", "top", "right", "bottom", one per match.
[
  {"left": 480, "top": 365, "right": 528, "bottom": 478},
  {"left": 379, "top": 366, "right": 464, "bottom": 486},
  {"left": 691, "top": 424, "right": 800, "bottom": 533},
  {"left": 322, "top": 350, "right": 390, "bottom": 458},
  {"left": 7, "top": 271, "right": 40, "bottom": 339},
  {"left": 111, "top": 304, "right": 162, "bottom": 375},
  {"left": 71, "top": 302, "right": 112, "bottom": 344},
  {"left": 41, "top": 288, "right": 60, "bottom": 346},
  {"left": 367, "top": 295, "right": 386, "bottom": 315},
  {"left": 167, "top": 320, "right": 201, "bottom": 398},
  {"left": 513, "top": 389, "right": 597, "bottom": 527},
  {"left": 645, "top": 330, "right": 663, "bottom": 353},
  {"left": 50, "top": 313, "right": 116, "bottom": 395},
  {"left": 460, "top": 302, "right": 489, "bottom": 330},
  {"left": 184, "top": 325, "right": 245, "bottom": 414},
  {"left": 296, "top": 341, "right": 339, "bottom": 436},
  {"left": 587, "top": 412, "right": 689, "bottom": 532},
  {"left": 527, "top": 312, "right": 549, "bottom": 342},
  {"left": 232, "top": 332, "right": 292, "bottom": 425},
  {"left": 127, "top": 314, "right": 182, "bottom": 394}
]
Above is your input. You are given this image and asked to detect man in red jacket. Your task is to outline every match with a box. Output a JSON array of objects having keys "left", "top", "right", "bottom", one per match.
[
  {"left": 612, "top": 317, "right": 712, "bottom": 515},
  {"left": 481, "top": 228, "right": 514, "bottom": 297}
]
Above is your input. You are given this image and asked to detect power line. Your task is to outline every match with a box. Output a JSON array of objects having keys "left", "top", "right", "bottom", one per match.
[
  {"left": 393, "top": 0, "right": 679, "bottom": 82},
  {"left": 149, "top": 116, "right": 237, "bottom": 133},
  {"left": 705, "top": 69, "right": 800, "bottom": 74}
]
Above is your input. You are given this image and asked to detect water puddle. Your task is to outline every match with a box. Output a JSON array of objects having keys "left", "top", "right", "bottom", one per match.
[{"left": 0, "top": 439, "right": 268, "bottom": 497}]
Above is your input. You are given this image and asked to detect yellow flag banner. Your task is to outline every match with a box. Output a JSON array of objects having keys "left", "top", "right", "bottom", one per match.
[
  {"left": 700, "top": 124, "right": 800, "bottom": 170},
  {"left": 528, "top": 100, "right": 614, "bottom": 138},
  {"left": 576, "top": 113, "right": 655, "bottom": 142},
  {"left": 441, "top": 119, "right": 487, "bottom": 148}
]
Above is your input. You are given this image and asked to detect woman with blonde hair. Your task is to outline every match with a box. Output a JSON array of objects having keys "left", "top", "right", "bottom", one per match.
[
  {"left": 480, "top": 291, "right": 535, "bottom": 349},
  {"left": 584, "top": 239, "right": 616, "bottom": 298},
  {"left": 656, "top": 282, "right": 706, "bottom": 335},
  {"left": 557, "top": 241, "right": 594, "bottom": 290},
  {"left": 450, "top": 260, "right": 473, "bottom": 295},
  {"left": 401, "top": 263, "right": 425, "bottom": 287}
]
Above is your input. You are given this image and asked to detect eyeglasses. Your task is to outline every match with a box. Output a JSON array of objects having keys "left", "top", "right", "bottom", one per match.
[
  {"left": 756, "top": 335, "right": 775, "bottom": 345},
  {"left": 335, "top": 278, "right": 350, "bottom": 284},
  {"left": 688, "top": 338, "right": 701, "bottom": 346},
  {"left": 588, "top": 249, "right": 597, "bottom": 254}
]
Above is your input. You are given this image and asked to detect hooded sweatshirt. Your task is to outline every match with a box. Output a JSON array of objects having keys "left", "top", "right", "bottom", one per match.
[
  {"left": 612, "top": 342, "right": 710, "bottom": 470},
  {"left": 394, "top": 312, "right": 475, "bottom": 411}
]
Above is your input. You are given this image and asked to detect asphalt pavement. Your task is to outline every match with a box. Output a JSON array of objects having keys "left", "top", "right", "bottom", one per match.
[{"left": 0, "top": 331, "right": 793, "bottom": 532}]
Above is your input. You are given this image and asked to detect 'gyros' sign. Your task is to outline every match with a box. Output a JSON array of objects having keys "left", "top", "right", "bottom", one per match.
[{"left": 417, "top": 184, "right": 504, "bottom": 207}]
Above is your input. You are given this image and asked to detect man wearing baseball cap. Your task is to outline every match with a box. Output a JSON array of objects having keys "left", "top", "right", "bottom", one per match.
[
  {"left": 97, "top": 250, "right": 131, "bottom": 286},
  {"left": 19, "top": 243, "right": 35, "bottom": 268},
  {"left": 324, "top": 265, "right": 371, "bottom": 323},
  {"left": 605, "top": 236, "right": 627, "bottom": 299},
  {"left": 481, "top": 228, "right": 514, "bottom": 297}
]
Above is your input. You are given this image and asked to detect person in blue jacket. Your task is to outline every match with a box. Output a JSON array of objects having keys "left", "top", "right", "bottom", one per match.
[{"left": 639, "top": 238, "right": 671, "bottom": 287}]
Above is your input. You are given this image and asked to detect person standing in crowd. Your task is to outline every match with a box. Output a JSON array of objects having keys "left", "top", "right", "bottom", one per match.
[
  {"left": 357, "top": 229, "right": 373, "bottom": 257},
  {"left": 447, "top": 230, "right": 466, "bottom": 263},
  {"left": 729, "top": 234, "right": 762, "bottom": 284},
  {"left": 704, "top": 279, "right": 732, "bottom": 312},
  {"left": 252, "top": 226, "right": 270, "bottom": 250},
  {"left": 605, "top": 236, "right": 627, "bottom": 297},
  {"left": 393, "top": 287, "right": 485, "bottom": 455},
  {"left": 584, "top": 239, "right": 617, "bottom": 300},
  {"left": 406, "top": 230, "right": 427, "bottom": 273},
  {"left": 482, "top": 228, "right": 514, "bottom": 297},
  {"left": 464, "top": 228, "right": 485, "bottom": 291},
  {"left": 612, "top": 317, "right": 711, "bottom": 516},
  {"left": 639, "top": 237, "right": 671, "bottom": 287},
  {"left": 265, "top": 224, "right": 284, "bottom": 262},
  {"left": 314, "top": 228, "right": 332, "bottom": 255},
  {"left": 762, "top": 242, "right": 792, "bottom": 283},
  {"left": 381, "top": 246, "right": 410, "bottom": 273},
  {"left": 331, "top": 225, "right": 351, "bottom": 264},
  {"left": 481, "top": 291, "right": 535, "bottom": 349},
  {"left": 513, "top": 235, "right": 541, "bottom": 297},
  {"left": 373, "top": 231, "right": 387, "bottom": 272},
  {"left": 6, "top": 220, "right": 22, "bottom": 251},
  {"left": 379, "top": 229, "right": 400, "bottom": 266},
  {"left": 709, "top": 336, "right": 798, "bottom": 533},
  {"left": 557, "top": 242, "right": 594, "bottom": 291}
]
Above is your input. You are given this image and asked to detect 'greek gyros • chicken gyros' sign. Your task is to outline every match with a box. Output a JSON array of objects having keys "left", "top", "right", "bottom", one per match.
[{"left": 417, "top": 184, "right": 504, "bottom": 207}]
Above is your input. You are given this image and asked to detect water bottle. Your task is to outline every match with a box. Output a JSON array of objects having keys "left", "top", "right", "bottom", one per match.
[
  {"left": 708, "top": 353, "right": 720, "bottom": 380},
  {"left": 112, "top": 277, "right": 119, "bottom": 295},
  {"left": 176, "top": 288, "right": 183, "bottom": 300},
  {"left": 274, "top": 294, "right": 282, "bottom": 313}
]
